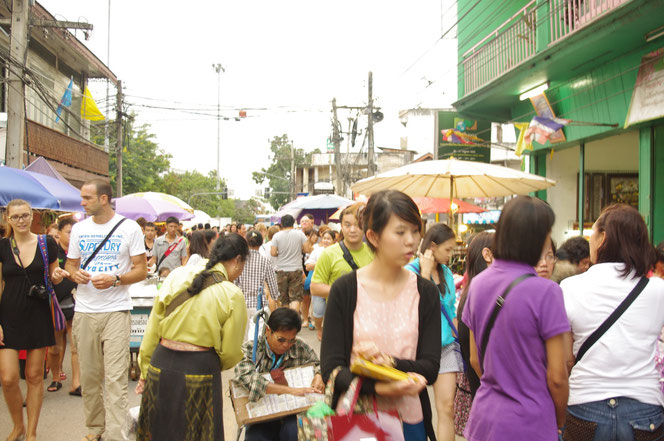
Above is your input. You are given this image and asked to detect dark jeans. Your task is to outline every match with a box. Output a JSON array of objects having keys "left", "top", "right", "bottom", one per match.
[
  {"left": 245, "top": 415, "right": 297, "bottom": 441},
  {"left": 567, "top": 397, "right": 664, "bottom": 441}
]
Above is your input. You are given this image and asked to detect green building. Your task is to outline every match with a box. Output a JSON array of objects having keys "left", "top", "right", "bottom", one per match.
[{"left": 453, "top": 0, "right": 664, "bottom": 245}]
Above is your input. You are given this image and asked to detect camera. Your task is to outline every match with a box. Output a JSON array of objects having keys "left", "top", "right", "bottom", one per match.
[{"left": 27, "top": 284, "right": 49, "bottom": 300}]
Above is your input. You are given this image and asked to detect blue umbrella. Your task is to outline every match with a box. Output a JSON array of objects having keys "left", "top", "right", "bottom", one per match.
[
  {"left": 25, "top": 170, "right": 83, "bottom": 212},
  {"left": 0, "top": 166, "right": 62, "bottom": 210}
]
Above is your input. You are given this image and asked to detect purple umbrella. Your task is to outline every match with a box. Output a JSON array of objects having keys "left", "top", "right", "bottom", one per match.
[{"left": 113, "top": 195, "right": 194, "bottom": 222}]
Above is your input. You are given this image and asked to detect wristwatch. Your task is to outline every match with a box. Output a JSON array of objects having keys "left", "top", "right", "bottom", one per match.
[{"left": 112, "top": 275, "right": 121, "bottom": 287}]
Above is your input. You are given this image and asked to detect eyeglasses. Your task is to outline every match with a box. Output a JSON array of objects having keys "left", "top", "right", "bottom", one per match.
[
  {"left": 272, "top": 335, "right": 297, "bottom": 345},
  {"left": 8, "top": 213, "right": 32, "bottom": 223},
  {"left": 539, "top": 254, "right": 557, "bottom": 264}
]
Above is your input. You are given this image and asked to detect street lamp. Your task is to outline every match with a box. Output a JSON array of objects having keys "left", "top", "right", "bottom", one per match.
[{"left": 212, "top": 63, "right": 225, "bottom": 190}]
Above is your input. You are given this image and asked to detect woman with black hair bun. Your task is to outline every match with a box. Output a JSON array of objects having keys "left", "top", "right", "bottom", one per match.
[{"left": 135, "top": 233, "right": 249, "bottom": 441}]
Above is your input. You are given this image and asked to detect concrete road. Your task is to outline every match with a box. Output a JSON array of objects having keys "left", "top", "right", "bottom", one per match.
[{"left": 0, "top": 322, "right": 465, "bottom": 441}]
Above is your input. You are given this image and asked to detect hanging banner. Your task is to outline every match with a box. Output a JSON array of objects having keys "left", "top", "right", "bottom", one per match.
[
  {"left": 625, "top": 48, "right": 664, "bottom": 128},
  {"left": 436, "top": 111, "right": 491, "bottom": 163},
  {"left": 529, "top": 92, "right": 566, "bottom": 143}
]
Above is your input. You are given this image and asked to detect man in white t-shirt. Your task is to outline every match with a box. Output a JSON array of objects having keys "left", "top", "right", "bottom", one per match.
[
  {"left": 65, "top": 179, "right": 147, "bottom": 441},
  {"left": 271, "top": 214, "right": 314, "bottom": 314}
]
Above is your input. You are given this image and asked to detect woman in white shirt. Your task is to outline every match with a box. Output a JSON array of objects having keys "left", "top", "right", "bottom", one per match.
[{"left": 561, "top": 204, "right": 664, "bottom": 441}]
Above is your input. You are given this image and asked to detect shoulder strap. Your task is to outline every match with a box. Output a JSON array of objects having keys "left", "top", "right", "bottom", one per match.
[
  {"left": 338, "top": 241, "right": 359, "bottom": 271},
  {"left": 164, "top": 271, "right": 226, "bottom": 318},
  {"left": 82, "top": 218, "right": 127, "bottom": 270},
  {"left": 480, "top": 273, "right": 535, "bottom": 369},
  {"left": 574, "top": 276, "right": 649, "bottom": 365},
  {"left": 156, "top": 237, "right": 183, "bottom": 271}
]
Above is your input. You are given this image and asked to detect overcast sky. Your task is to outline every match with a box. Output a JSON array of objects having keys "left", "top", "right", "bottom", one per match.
[{"left": 40, "top": 0, "right": 459, "bottom": 200}]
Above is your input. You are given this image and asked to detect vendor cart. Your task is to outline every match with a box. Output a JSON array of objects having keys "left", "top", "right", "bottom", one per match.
[{"left": 128, "top": 275, "right": 161, "bottom": 380}]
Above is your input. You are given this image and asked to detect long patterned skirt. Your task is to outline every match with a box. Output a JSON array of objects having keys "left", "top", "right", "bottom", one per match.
[{"left": 137, "top": 345, "right": 223, "bottom": 441}]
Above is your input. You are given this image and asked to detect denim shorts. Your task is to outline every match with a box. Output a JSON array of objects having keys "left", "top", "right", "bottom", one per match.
[
  {"left": 311, "top": 295, "right": 326, "bottom": 319},
  {"left": 566, "top": 397, "right": 664, "bottom": 441}
]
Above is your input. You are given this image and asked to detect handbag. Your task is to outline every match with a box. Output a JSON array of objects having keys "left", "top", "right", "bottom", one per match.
[
  {"left": 37, "top": 235, "right": 67, "bottom": 332},
  {"left": 453, "top": 371, "right": 472, "bottom": 436},
  {"left": 298, "top": 367, "right": 404, "bottom": 441}
]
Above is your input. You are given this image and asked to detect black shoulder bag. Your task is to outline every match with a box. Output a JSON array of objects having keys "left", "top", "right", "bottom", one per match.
[
  {"left": 338, "top": 241, "right": 359, "bottom": 271},
  {"left": 574, "top": 276, "right": 649, "bottom": 365},
  {"left": 82, "top": 218, "right": 127, "bottom": 270},
  {"left": 480, "top": 273, "right": 535, "bottom": 370}
]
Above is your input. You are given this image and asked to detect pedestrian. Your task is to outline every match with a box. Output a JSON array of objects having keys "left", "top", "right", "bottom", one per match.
[
  {"left": 311, "top": 203, "right": 373, "bottom": 341},
  {"left": 65, "top": 179, "right": 148, "bottom": 441},
  {"left": 238, "top": 223, "right": 247, "bottom": 238},
  {"left": 233, "top": 308, "right": 324, "bottom": 441},
  {"left": 405, "top": 223, "right": 461, "bottom": 441},
  {"left": 320, "top": 190, "right": 442, "bottom": 441},
  {"left": 154, "top": 216, "right": 187, "bottom": 273},
  {"left": 235, "top": 230, "right": 280, "bottom": 337},
  {"left": 454, "top": 231, "right": 493, "bottom": 435},
  {"left": 136, "top": 233, "right": 248, "bottom": 441},
  {"left": 0, "top": 199, "right": 70, "bottom": 441},
  {"left": 653, "top": 241, "right": 664, "bottom": 279},
  {"left": 300, "top": 226, "right": 318, "bottom": 329},
  {"left": 561, "top": 204, "right": 664, "bottom": 441},
  {"left": 462, "top": 195, "right": 569, "bottom": 441},
  {"left": 535, "top": 236, "right": 557, "bottom": 279},
  {"left": 47, "top": 217, "right": 81, "bottom": 396},
  {"left": 305, "top": 229, "right": 338, "bottom": 340},
  {"left": 185, "top": 230, "right": 211, "bottom": 267},
  {"left": 270, "top": 215, "right": 314, "bottom": 313},
  {"left": 259, "top": 225, "right": 280, "bottom": 268},
  {"left": 144, "top": 222, "right": 157, "bottom": 270}
]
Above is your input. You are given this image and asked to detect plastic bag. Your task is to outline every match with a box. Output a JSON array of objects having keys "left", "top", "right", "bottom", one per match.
[{"left": 122, "top": 406, "right": 141, "bottom": 441}]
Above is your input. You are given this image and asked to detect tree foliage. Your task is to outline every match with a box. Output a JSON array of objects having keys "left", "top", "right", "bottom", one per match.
[
  {"left": 252, "top": 134, "right": 319, "bottom": 210},
  {"left": 234, "top": 198, "right": 264, "bottom": 224},
  {"left": 93, "top": 118, "right": 172, "bottom": 196},
  {"left": 161, "top": 170, "right": 234, "bottom": 218}
]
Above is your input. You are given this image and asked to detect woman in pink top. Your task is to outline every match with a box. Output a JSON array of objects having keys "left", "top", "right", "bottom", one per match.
[{"left": 321, "top": 190, "right": 442, "bottom": 441}]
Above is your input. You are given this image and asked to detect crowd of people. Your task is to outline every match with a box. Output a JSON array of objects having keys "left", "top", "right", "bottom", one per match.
[{"left": 2, "top": 182, "right": 664, "bottom": 441}]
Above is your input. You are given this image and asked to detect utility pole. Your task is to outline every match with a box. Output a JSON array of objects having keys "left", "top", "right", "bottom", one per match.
[
  {"left": 332, "top": 98, "right": 343, "bottom": 195},
  {"left": 5, "top": 0, "right": 29, "bottom": 168},
  {"left": 115, "top": 80, "right": 123, "bottom": 197},
  {"left": 290, "top": 140, "right": 296, "bottom": 201},
  {"left": 367, "top": 71, "right": 375, "bottom": 177},
  {"left": 4, "top": 0, "right": 94, "bottom": 167},
  {"left": 212, "top": 63, "right": 225, "bottom": 190}
]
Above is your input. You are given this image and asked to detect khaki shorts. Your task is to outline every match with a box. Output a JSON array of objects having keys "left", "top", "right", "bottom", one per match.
[{"left": 276, "top": 270, "right": 304, "bottom": 305}]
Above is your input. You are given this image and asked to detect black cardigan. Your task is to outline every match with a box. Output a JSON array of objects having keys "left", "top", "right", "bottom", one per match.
[{"left": 320, "top": 271, "right": 442, "bottom": 441}]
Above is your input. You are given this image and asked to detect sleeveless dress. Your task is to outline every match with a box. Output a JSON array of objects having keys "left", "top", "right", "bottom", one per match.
[{"left": 0, "top": 236, "right": 57, "bottom": 349}]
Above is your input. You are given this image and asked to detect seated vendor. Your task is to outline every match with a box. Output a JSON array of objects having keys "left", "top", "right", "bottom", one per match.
[{"left": 233, "top": 307, "right": 324, "bottom": 441}]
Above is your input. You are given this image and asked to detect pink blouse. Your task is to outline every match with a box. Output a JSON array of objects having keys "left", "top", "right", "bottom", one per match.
[{"left": 352, "top": 270, "right": 422, "bottom": 424}]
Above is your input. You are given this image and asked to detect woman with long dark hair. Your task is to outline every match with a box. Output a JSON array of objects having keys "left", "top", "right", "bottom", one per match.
[
  {"left": 561, "top": 204, "right": 664, "bottom": 441},
  {"left": 136, "top": 233, "right": 249, "bottom": 441},
  {"left": 321, "top": 190, "right": 441, "bottom": 441},
  {"left": 186, "top": 231, "right": 211, "bottom": 267},
  {"left": 463, "top": 196, "right": 569, "bottom": 441},
  {"left": 0, "top": 199, "right": 69, "bottom": 441},
  {"left": 405, "top": 223, "right": 460, "bottom": 441},
  {"left": 454, "top": 232, "right": 493, "bottom": 435}
]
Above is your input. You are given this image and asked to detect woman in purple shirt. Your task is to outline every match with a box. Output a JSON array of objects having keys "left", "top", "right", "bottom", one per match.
[{"left": 462, "top": 196, "right": 569, "bottom": 441}]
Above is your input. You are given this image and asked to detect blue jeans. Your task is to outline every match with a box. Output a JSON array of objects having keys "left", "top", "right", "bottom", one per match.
[
  {"left": 245, "top": 415, "right": 297, "bottom": 441},
  {"left": 566, "top": 397, "right": 664, "bottom": 441}
]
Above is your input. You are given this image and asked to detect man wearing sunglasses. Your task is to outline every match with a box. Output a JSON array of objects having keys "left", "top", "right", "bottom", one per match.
[{"left": 233, "top": 307, "right": 323, "bottom": 441}]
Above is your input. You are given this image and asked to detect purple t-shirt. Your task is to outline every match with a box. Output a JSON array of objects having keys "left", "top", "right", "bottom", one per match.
[{"left": 462, "top": 259, "right": 569, "bottom": 441}]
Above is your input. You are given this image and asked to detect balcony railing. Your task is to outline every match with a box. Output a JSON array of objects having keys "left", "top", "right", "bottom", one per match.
[
  {"left": 462, "top": 0, "right": 537, "bottom": 95},
  {"left": 550, "top": 0, "right": 629, "bottom": 43},
  {"left": 461, "top": 0, "right": 630, "bottom": 96}
]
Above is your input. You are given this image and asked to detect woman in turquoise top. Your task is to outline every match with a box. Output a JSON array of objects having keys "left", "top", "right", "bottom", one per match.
[{"left": 406, "top": 223, "right": 460, "bottom": 441}]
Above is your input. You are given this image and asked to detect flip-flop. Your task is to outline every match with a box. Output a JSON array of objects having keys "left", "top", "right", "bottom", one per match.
[
  {"left": 308, "top": 322, "right": 315, "bottom": 330},
  {"left": 59, "top": 372, "right": 67, "bottom": 381},
  {"left": 69, "top": 386, "right": 82, "bottom": 396},
  {"left": 47, "top": 381, "right": 62, "bottom": 392}
]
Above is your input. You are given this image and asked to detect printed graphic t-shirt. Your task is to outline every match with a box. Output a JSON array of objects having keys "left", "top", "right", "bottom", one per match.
[{"left": 68, "top": 214, "right": 145, "bottom": 313}]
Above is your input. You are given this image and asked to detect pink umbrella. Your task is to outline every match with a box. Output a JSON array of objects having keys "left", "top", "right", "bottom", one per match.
[{"left": 413, "top": 197, "right": 486, "bottom": 214}]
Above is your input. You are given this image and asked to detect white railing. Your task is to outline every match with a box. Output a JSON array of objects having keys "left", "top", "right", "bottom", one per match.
[
  {"left": 462, "top": 0, "right": 538, "bottom": 95},
  {"left": 550, "top": 0, "right": 629, "bottom": 43}
]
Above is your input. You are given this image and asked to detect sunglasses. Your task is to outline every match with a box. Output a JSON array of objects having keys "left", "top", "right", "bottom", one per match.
[{"left": 268, "top": 329, "right": 297, "bottom": 345}]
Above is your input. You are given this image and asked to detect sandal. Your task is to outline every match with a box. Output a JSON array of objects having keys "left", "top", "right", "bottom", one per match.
[
  {"left": 59, "top": 372, "right": 67, "bottom": 381},
  {"left": 47, "top": 381, "right": 62, "bottom": 392},
  {"left": 308, "top": 322, "right": 315, "bottom": 330},
  {"left": 81, "top": 435, "right": 101, "bottom": 441},
  {"left": 69, "top": 386, "right": 82, "bottom": 396}
]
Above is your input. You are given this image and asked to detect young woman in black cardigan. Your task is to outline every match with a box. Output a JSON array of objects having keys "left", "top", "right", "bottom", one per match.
[{"left": 320, "top": 190, "right": 442, "bottom": 441}]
